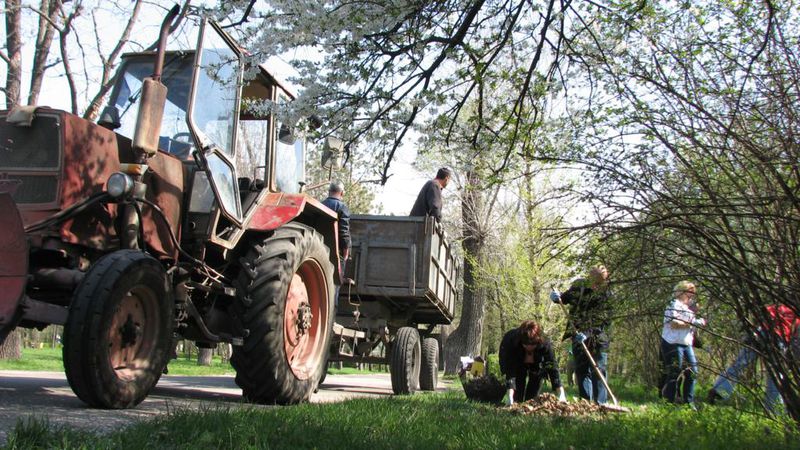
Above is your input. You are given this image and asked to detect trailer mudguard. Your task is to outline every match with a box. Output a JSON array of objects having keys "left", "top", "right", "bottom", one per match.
[{"left": 0, "top": 192, "right": 29, "bottom": 343}]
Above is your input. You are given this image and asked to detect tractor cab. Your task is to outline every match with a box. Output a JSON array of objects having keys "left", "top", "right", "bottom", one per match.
[{"left": 103, "top": 21, "right": 312, "bottom": 249}]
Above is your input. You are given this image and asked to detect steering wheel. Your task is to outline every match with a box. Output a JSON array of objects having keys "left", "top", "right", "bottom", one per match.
[{"left": 172, "top": 132, "right": 192, "bottom": 143}]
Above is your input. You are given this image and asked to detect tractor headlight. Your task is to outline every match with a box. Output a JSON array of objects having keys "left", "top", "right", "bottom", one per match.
[{"left": 106, "top": 172, "right": 134, "bottom": 199}]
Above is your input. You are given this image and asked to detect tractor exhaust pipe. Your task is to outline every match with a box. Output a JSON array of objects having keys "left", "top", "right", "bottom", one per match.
[
  {"left": 153, "top": 4, "right": 181, "bottom": 81},
  {"left": 131, "top": 4, "right": 181, "bottom": 161}
]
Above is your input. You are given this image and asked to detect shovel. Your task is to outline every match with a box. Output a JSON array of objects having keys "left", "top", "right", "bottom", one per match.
[{"left": 552, "top": 287, "right": 630, "bottom": 413}]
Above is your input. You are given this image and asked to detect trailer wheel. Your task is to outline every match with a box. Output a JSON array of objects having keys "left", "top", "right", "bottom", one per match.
[
  {"left": 232, "top": 223, "right": 334, "bottom": 404},
  {"left": 419, "top": 337, "right": 439, "bottom": 391},
  {"left": 63, "top": 250, "right": 173, "bottom": 409},
  {"left": 391, "top": 327, "right": 421, "bottom": 395}
]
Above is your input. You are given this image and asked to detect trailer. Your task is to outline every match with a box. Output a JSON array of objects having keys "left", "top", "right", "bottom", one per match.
[{"left": 329, "top": 215, "right": 458, "bottom": 394}]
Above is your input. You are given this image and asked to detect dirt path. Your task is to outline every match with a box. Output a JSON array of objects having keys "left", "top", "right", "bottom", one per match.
[{"left": 0, "top": 370, "right": 444, "bottom": 444}]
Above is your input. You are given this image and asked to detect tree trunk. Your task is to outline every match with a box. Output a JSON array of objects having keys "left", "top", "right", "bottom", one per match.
[
  {"left": 197, "top": 347, "right": 213, "bottom": 366},
  {"left": 82, "top": 0, "right": 144, "bottom": 121},
  {"left": 58, "top": 6, "right": 81, "bottom": 115},
  {"left": 0, "top": 330, "right": 22, "bottom": 360},
  {"left": 27, "top": 0, "right": 61, "bottom": 106},
  {"left": 3, "top": 0, "right": 23, "bottom": 109},
  {"left": 443, "top": 170, "right": 487, "bottom": 374}
]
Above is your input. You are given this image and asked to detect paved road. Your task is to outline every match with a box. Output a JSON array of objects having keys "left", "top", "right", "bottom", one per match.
[{"left": 0, "top": 370, "right": 445, "bottom": 444}]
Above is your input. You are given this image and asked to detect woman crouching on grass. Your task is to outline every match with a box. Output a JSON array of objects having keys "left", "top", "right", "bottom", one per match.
[{"left": 499, "top": 320, "right": 566, "bottom": 405}]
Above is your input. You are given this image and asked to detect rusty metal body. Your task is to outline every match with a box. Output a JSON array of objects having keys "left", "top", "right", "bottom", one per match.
[
  {"left": 0, "top": 17, "right": 339, "bottom": 408},
  {"left": 0, "top": 109, "right": 185, "bottom": 332}
]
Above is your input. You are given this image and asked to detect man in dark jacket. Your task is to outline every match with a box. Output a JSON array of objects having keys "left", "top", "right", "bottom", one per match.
[
  {"left": 410, "top": 167, "right": 451, "bottom": 220},
  {"left": 322, "top": 181, "right": 351, "bottom": 273},
  {"left": 551, "top": 265, "right": 612, "bottom": 404},
  {"left": 499, "top": 320, "right": 566, "bottom": 405}
]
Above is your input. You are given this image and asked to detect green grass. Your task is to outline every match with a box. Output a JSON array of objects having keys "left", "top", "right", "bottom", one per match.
[
  {"left": 326, "top": 365, "right": 389, "bottom": 375},
  {"left": 0, "top": 348, "right": 386, "bottom": 377},
  {"left": 5, "top": 382, "right": 798, "bottom": 450},
  {"left": 0, "top": 347, "right": 63, "bottom": 372},
  {"left": 0, "top": 347, "right": 235, "bottom": 376},
  {"left": 4, "top": 351, "right": 796, "bottom": 449},
  {"left": 0, "top": 347, "right": 386, "bottom": 376}
]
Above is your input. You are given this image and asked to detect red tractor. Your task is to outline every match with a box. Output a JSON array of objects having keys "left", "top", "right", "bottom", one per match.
[{"left": 0, "top": 11, "right": 341, "bottom": 408}]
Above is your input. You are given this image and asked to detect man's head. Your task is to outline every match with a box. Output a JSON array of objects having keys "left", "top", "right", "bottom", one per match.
[
  {"left": 328, "top": 181, "right": 345, "bottom": 198},
  {"left": 588, "top": 265, "right": 609, "bottom": 289},
  {"left": 435, "top": 167, "right": 452, "bottom": 188}
]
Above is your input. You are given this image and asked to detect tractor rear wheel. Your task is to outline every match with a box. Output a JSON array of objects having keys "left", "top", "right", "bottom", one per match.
[
  {"left": 390, "top": 327, "right": 421, "bottom": 395},
  {"left": 419, "top": 337, "right": 439, "bottom": 391},
  {"left": 231, "top": 223, "right": 334, "bottom": 404},
  {"left": 63, "top": 250, "right": 173, "bottom": 409}
]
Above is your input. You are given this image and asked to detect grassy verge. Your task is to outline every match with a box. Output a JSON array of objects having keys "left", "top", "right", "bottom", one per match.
[
  {"left": 5, "top": 384, "right": 798, "bottom": 450},
  {"left": 0, "top": 347, "right": 235, "bottom": 376},
  {"left": 0, "top": 348, "right": 387, "bottom": 376}
]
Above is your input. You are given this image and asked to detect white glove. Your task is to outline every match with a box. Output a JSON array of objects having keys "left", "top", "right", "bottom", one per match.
[
  {"left": 558, "top": 387, "right": 567, "bottom": 403},
  {"left": 693, "top": 317, "right": 706, "bottom": 326}
]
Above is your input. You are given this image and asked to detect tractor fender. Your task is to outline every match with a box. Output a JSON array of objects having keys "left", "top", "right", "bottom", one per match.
[
  {"left": 246, "top": 192, "right": 341, "bottom": 282},
  {"left": 0, "top": 192, "right": 29, "bottom": 344}
]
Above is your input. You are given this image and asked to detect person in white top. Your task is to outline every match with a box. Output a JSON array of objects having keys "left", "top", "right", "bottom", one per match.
[{"left": 661, "top": 281, "right": 706, "bottom": 407}]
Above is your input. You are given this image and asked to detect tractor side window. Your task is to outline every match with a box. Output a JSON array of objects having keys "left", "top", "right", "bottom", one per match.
[
  {"left": 189, "top": 30, "right": 240, "bottom": 156},
  {"left": 236, "top": 118, "right": 269, "bottom": 183},
  {"left": 274, "top": 123, "right": 305, "bottom": 194}
]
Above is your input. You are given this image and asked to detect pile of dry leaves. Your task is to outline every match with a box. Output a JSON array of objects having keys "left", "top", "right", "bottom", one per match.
[{"left": 508, "top": 393, "right": 628, "bottom": 417}]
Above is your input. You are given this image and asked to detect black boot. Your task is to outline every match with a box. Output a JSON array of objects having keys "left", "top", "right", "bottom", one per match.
[{"left": 706, "top": 388, "right": 722, "bottom": 404}]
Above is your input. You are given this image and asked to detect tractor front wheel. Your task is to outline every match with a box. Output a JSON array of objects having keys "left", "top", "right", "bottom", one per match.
[{"left": 63, "top": 250, "right": 173, "bottom": 409}]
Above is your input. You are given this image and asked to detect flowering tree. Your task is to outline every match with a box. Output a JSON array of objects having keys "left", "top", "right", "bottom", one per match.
[{"left": 219, "top": 1, "right": 800, "bottom": 422}]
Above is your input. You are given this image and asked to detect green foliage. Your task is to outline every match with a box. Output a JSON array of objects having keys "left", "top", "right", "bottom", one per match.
[{"left": 6, "top": 386, "right": 798, "bottom": 449}]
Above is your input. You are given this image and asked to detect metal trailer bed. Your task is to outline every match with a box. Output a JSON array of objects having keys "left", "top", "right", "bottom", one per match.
[
  {"left": 341, "top": 214, "right": 457, "bottom": 325},
  {"left": 329, "top": 215, "right": 459, "bottom": 394}
]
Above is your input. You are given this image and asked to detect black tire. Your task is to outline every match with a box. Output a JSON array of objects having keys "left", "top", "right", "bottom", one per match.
[
  {"left": 231, "top": 223, "right": 334, "bottom": 404},
  {"left": 63, "top": 250, "right": 173, "bottom": 409},
  {"left": 419, "top": 337, "right": 439, "bottom": 391},
  {"left": 391, "top": 327, "right": 421, "bottom": 395}
]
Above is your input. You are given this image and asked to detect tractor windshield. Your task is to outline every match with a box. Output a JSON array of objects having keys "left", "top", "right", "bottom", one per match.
[{"left": 108, "top": 53, "right": 196, "bottom": 159}]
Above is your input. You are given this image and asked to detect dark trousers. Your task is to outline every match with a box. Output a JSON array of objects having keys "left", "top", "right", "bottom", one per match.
[
  {"left": 510, "top": 367, "right": 545, "bottom": 402},
  {"left": 661, "top": 338, "right": 697, "bottom": 404}
]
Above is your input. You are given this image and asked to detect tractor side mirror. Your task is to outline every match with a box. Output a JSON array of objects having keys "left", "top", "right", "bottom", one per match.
[
  {"left": 98, "top": 106, "right": 121, "bottom": 130},
  {"left": 278, "top": 124, "right": 296, "bottom": 145},
  {"left": 321, "top": 136, "right": 344, "bottom": 169}
]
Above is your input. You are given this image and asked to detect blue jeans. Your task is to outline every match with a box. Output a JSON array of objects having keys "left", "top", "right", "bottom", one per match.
[
  {"left": 661, "top": 339, "right": 698, "bottom": 404},
  {"left": 712, "top": 343, "right": 783, "bottom": 413},
  {"left": 573, "top": 341, "right": 608, "bottom": 404}
]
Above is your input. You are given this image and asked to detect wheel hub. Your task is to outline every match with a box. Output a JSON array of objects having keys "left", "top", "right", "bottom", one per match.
[
  {"left": 296, "top": 302, "right": 313, "bottom": 335},
  {"left": 118, "top": 314, "right": 140, "bottom": 348},
  {"left": 282, "top": 260, "right": 328, "bottom": 380}
]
